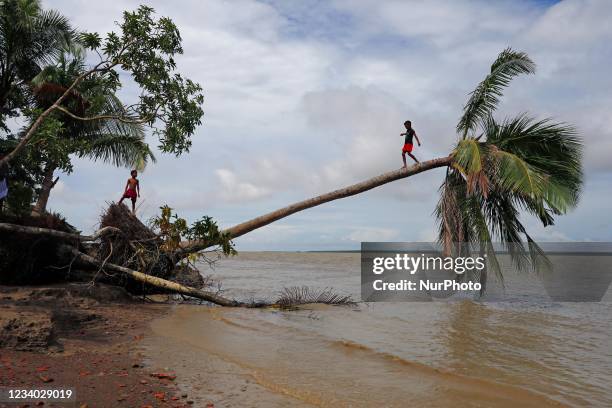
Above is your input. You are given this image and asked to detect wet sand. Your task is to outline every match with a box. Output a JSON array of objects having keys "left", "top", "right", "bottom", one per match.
[
  {"left": 144, "top": 320, "right": 311, "bottom": 408},
  {"left": 144, "top": 305, "right": 565, "bottom": 407}
]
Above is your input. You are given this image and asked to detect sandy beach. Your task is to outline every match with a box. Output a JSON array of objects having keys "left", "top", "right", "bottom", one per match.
[{"left": 0, "top": 284, "right": 197, "bottom": 408}]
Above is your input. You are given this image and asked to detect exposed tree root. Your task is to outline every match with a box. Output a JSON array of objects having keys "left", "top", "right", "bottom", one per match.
[{"left": 2, "top": 221, "right": 356, "bottom": 307}]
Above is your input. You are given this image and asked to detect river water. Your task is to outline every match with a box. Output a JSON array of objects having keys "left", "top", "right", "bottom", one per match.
[{"left": 146, "top": 252, "right": 612, "bottom": 407}]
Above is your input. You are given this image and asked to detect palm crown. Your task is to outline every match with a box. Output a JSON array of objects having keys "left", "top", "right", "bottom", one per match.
[
  {"left": 0, "top": 0, "right": 74, "bottom": 129},
  {"left": 32, "top": 52, "right": 155, "bottom": 171},
  {"left": 436, "top": 48, "right": 583, "bottom": 288}
]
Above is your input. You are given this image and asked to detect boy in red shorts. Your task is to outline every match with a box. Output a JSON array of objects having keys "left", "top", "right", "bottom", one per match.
[
  {"left": 400, "top": 120, "right": 421, "bottom": 167},
  {"left": 118, "top": 170, "right": 140, "bottom": 214}
]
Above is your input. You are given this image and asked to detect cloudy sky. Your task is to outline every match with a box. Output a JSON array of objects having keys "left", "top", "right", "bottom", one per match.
[{"left": 41, "top": 0, "right": 611, "bottom": 250}]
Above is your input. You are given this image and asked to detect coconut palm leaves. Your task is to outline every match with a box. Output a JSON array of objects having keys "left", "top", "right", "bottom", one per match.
[
  {"left": 76, "top": 129, "right": 153, "bottom": 169},
  {"left": 29, "top": 53, "right": 155, "bottom": 213},
  {"left": 0, "top": 0, "right": 74, "bottom": 128},
  {"left": 437, "top": 48, "right": 583, "bottom": 291},
  {"left": 457, "top": 48, "right": 535, "bottom": 137},
  {"left": 33, "top": 53, "right": 155, "bottom": 167},
  {"left": 1, "top": 0, "right": 73, "bottom": 68}
]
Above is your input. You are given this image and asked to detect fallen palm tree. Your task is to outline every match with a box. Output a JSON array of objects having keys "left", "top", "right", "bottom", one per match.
[
  {"left": 173, "top": 156, "right": 452, "bottom": 260},
  {"left": 0, "top": 158, "right": 450, "bottom": 306}
]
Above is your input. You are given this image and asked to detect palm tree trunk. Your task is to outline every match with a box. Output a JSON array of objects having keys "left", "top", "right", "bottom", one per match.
[
  {"left": 32, "top": 163, "right": 59, "bottom": 216},
  {"left": 175, "top": 155, "right": 453, "bottom": 258}
]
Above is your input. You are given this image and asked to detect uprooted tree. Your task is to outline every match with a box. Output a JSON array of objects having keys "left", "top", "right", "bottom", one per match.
[
  {"left": 0, "top": 4, "right": 583, "bottom": 308},
  {"left": 0, "top": 161, "right": 446, "bottom": 306}
]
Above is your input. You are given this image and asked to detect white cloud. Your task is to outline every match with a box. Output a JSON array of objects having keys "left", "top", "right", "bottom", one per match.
[
  {"left": 525, "top": 0, "right": 612, "bottom": 48},
  {"left": 35, "top": 0, "right": 612, "bottom": 249},
  {"left": 330, "top": 0, "right": 542, "bottom": 53},
  {"left": 344, "top": 227, "right": 399, "bottom": 242},
  {"left": 215, "top": 168, "right": 271, "bottom": 202}
]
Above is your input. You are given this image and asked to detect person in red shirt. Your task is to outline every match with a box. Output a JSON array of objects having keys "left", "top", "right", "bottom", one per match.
[
  {"left": 400, "top": 120, "right": 422, "bottom": 167},
  {"left": 118, "top": 170, "right": 140, "bottom": 214}
]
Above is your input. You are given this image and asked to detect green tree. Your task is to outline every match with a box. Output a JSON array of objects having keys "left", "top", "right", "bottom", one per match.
[
  {"left": 0, "top": 5, "right": 204, "bottom": 168},
  {"left": 28, "top": 53, "right": 155, "bottom": 215},
  {"left": 435, "top": 48, "right": 583, "bottom": 288},
  {"left": 0, "top": 0, "right": 74, "bottom": 130}
]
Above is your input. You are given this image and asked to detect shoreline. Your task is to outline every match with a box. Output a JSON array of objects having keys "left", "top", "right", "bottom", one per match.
[
  {"left": 0, "top": 284, "right": 198, "bottom": 407},
  {"left": 144, "top": 304, "right": 567, "bottom": 408},
  {"left": 2, "top": 279, "right": 603, "bottom": 406},
  {"left": 143, "top": 307, "right": 312, "bottom": 407}
]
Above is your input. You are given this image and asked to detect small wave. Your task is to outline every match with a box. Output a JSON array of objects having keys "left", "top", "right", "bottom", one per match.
[
  {"left": 209, "top": 309, "right": 263, "bottom": 331},
  {"left": 331, "top": 339, "right": 444, "bottom": 373},
  {"left": 330, "top": 339, "right": 565, "bottom": 407}
]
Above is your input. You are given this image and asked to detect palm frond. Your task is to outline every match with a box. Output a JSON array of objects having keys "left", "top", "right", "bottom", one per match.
[
  {"left": 27, "top": 9, "right": 74, "bottom": 66},
  {"left": 524, "top": 232, "right": 552, "bottom": 273},
  {"left": 491, "top": 148, "right": 548, "bottom": 198},
  {"left": 29, "top": 52, "right": 155, "bottom": 170},
  {"left": 435, "top": 174, "right": 506, "bottom": 290},
  {"left": 457, "top": 48, "right": 535, "bottom": 137},
  {"left": 480, "top": 190, "right": 532, "bottom": 272},
  {"left": 485, "top": 114, "right": 583, "bottom": 214},
  {"left": 453, "top": 138, "right": 491, "bottom": 197},
  {"left": 461, "top": 197, "right": 505, "bottom": 286},
  {"left": 78, "top": 133, "right": 155, "bottom": 168},
  {"left": 276, "top": 287, "right": 355, "bottom": 308},
  {"left": 454, "top": 138, "right": 485, "bottom": 174},
  {"left": 435, "top": 170, "right": 465, "bottom": 255}
]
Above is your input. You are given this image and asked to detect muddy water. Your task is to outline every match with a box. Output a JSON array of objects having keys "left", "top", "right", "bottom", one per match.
[{"left": 145, "top": 252, "right": 612, "bottom": 407}]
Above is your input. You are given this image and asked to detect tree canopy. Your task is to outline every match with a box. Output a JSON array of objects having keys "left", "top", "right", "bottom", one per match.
[
  {"left": 0, "top": 0, "right": 74, "bottom": 130},
  {"left": 1, "top": 5, "right": 204, "bottom": 167}
]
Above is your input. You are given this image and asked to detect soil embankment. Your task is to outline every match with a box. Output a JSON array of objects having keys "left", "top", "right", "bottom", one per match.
[{"left": 0, "top": 284, "right": 201, "bottom": 407}]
